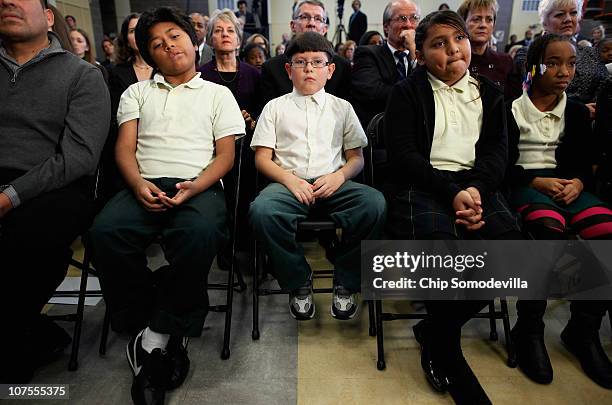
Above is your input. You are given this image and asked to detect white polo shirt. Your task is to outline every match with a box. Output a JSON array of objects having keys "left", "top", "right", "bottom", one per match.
[
  {"left": 428, "top": 71, "right": 483, "bottom": 172},
  {"left": 117, "top": 72, "right": 245, "bottom": 179},
  {"left": 251, "top": 88, "right": 367, "bottom": 179},
  {"left": 511, "top": 92, "right": 566, "bottom": 170}
]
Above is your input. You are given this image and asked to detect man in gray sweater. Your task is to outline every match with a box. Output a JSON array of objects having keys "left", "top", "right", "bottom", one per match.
[{"left": 0, "top": 0, "right": 110, "bottom": 382}]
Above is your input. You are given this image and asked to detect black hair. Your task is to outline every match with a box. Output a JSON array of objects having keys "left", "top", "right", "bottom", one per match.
[
  {"left": 135, "top": 7, "right": 198, "bottom": 69},
  {"left": 415, "top": 10, "right": 469, "bottom": 52},
  {"left": 598, "top": 37, "right": 612, "bottom": 51},
  {"left": 438, "top": 3, "right": 450, "bottom": 10},
  {"left": 525, "top": 33, "right": 574, "bottom": 86},
  {"left": 65, "top": 15, "right": 75, "bottom": 21},
  {"left": 237, "top": 0, "right": 247, "bottom": 6},
  {"left": 40, "top": 0, "right": 47, "bottom": 8},
  {"left": 115, "top": 13, "right": 139, "bottom": 64},
  {"left": 359, "top": 30, "right": 383, "bottom": 46},
  {"left": 285, "top": 32, "right": 334, "bottom": 62},
  {"left": 241, "top": 43, "right": 267, "bottom": 61}
]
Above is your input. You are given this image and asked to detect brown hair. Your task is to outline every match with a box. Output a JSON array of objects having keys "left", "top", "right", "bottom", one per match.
[
  {"left": 71, "top": 28, "right": 96, "bottom": 64},
  {"left": 48, "top": 5, "right": 74, "bottom": 52}
]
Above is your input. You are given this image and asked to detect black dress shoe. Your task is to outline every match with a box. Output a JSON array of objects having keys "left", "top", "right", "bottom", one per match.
[
  {"left": 561, "top": 324, "right": 612, "bottom": 389},
  {"left": 413, "top": 320, "right": 449, "bottom": 392},
  {"left": 511, "top": 325, "right": 553, "bottom": 384},
  {"left": 126, "top": 331, "right": 167, "bottom": 405},
  {"left": 445, "top": 354, "right": 493, "bottom": 405},
  {"left": 166, "top": 336, "right": 190, "bottom": 390}
]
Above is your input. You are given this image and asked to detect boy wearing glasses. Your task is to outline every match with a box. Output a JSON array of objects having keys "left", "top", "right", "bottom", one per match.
[
  {"left": 249, "top": 32, "right": 386, "bottom": 321},
  {"left": 261, "top": 0, "right": 351, "bottom": 103}
]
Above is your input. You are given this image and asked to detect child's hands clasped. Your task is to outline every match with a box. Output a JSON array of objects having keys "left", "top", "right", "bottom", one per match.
[
  {"left": 285, "top": 175, "right": 315, "bottom": 205},
  {"left": 531, "top": 177, "right": 572, "bottom": 197},
  {"left": 530, "top": 177, "right": 583, "bottom": 205},
  {"left": 157, "top": 180, "right": 199, "bottom": 207},
  {"left": 552, "top": 178, "right": 583, "bottom": 205},
  {"left": 453, "top": 187, "right": 484, "bottom": 231},
  {"left": 312, "top": 171, "right": 345, "bottom": 199},
  {"left": 133, "top": 179, "right": 167, "bottom": 212}
]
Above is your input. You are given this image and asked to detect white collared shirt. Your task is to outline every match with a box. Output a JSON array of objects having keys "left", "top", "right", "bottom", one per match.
[
  {"left": 428, "top": 71, "right": 483, "bottom": 171},
  {"left": 511, "top": 91, "right": 566, "bottom": 169},
  {"left": 251, "top": 88, "right": 367, "bottom": 179},
  {"left": 117, "top": 72, "right": 245, "bottom": 179}
]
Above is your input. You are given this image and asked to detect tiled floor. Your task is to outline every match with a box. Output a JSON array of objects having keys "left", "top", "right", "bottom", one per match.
[{"left": 10, "top": 242, "right": 612, "bottom": 404}]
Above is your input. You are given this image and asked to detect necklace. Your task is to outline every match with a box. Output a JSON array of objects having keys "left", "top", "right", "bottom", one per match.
[{"left": 216, "top": 69, "right": 239, "bottom": 83}]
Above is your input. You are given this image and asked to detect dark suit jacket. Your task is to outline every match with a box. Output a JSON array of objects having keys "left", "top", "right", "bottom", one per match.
[
  {"left": 351, "top": 43, "right": 407, "bottom": 127},
  {"left": 260, "top": 53, "right": 351, "bottom": 105},
  {"left": 348, "top": 10, "right": 367, "bottom": 43}
]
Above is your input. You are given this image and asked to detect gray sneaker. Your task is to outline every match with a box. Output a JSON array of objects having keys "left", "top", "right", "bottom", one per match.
[
  {"left": 331, "top": 285, "right": 358, "bottom": 320},
  {"left": 289, "top": 285, "right": 315, "bottom": 320}
]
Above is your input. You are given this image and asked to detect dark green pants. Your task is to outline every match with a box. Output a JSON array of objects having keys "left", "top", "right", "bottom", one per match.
[
  {"left": 86, "top": 179, "right": 228, "bottom": 337},
  {"left": 249, "top": 180, "right": 386, "bottom": 291}
]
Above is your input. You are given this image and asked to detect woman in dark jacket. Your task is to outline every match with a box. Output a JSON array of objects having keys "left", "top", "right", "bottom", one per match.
[{"left": 197, "top": 9, "right": 262, "bottom": 252}]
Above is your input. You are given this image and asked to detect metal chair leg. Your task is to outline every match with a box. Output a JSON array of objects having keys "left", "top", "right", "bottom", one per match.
[
  {"left": 68, "top": 250, "right": 90, "bottom": 371},
  {"left": 500, "top": 298, "right": 517, "bottom": 367},
  {"left": 221, "top": 240, "right": 237, "bottom": 360},
  {"left": 375, "top": 300, "right": 386, "bottom": 370},
  {"left": 99, "top": 305, "right": 110, "bottom": 356},
  {"left": 252, "top": 242, "right": 261, "bottom": 340},
  {"left": 367, "top": 300, "right": 376, "bottom": 337},
  {"left": 489, "top": 300, "right": 498, "bottom": 341}
]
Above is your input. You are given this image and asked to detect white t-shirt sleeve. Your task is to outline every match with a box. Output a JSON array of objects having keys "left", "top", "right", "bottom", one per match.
[
  {"left": 342, "top": 102, "right": 368, "bottom": 150},
  {"left": 212, "top": 86, "right": 246, "bottom": 140},
  {"left": 250, "top": 100, "right": 277, "bottom": 150},
  {"left": 116, "top": 82, "right": 142, "bottom": 127}
]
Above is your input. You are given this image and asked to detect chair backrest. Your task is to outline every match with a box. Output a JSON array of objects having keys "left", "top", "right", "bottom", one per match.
[{"left": 364, "top": 112, "right": 387, "bottom": 189}]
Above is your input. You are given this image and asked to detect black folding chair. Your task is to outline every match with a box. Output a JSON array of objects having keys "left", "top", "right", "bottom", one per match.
[
  {"left": 251, "top": 177, "right": 376, "bottom": 340},
  {"left": 365, "top": 112, "right": 517, "bottom": 370},
  {"left": 47, "top": 171, "right": 103, "bottom": 371},
  {"left": 97, "top": 138, "right": 247, "bottom": 360}
]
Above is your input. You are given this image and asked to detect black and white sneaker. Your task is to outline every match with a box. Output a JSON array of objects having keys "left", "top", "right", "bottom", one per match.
[
  {"left": 331, "top": 285, "right": 358, "bottom": 320},
  {"left": 126, "top": 330, "right": 167, "bottom": 405},
  {"left": 166, "top": 336, "right": 190, "bottom": 390},
  {"left": 289, "top": 284, "right": 315, "bottom": 320}
]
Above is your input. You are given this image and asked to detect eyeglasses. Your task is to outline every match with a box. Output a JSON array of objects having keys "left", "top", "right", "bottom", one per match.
[
  {"left": 295, "top": 14, "right": 327, "bottom": 24},
  {"left": 290, "top": 59, "right": 330, "bottom": 69},
  {"left": 392, "top": 14, "right": 420, "bottom": 24}
]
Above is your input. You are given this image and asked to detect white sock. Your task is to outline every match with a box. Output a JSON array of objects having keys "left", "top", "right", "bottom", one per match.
[{"left": 140, "top": 327, "right": 170, "bottom": 353}]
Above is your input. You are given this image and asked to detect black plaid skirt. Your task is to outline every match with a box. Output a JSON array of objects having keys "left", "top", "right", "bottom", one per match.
[{"left": 385, "top": 187, "right": 521, "bottom": 239}]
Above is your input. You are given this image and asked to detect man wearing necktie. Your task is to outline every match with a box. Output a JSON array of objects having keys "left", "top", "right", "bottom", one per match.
[
  {"left": 348, "top": 0, "right": 368, "bottom": 44},
  {"left": 351, "top": 0, "right": 420, "bottom": 127}
]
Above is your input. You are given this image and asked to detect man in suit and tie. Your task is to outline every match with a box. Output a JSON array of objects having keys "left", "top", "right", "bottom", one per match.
[
  {"left": 260, "top": 0, "right": 351, "bottom": 104},
  {"left": 348, "top": 0, "right": 367, "bottom": 44},
  {"left": 190, "top": 12, "right": 213, "bottom": 66},
  {"left": 351, "top": 0, "right": 420, "bottom": 127}
]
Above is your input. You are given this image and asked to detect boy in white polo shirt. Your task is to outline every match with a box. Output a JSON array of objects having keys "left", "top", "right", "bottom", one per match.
[
  {"left": 249, "top": 32, "right": 386, "bottom": 321},
  {"left": 86, "top": 8, "right": 244, "bottom": 405}
]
